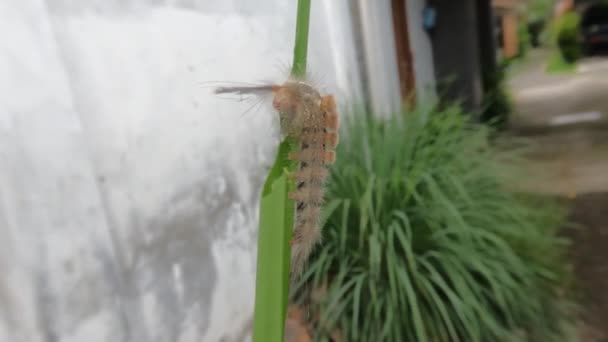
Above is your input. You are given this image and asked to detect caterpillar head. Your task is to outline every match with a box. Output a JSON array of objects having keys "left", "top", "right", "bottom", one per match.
[
  {"left": 272, "top": 81, "right": 321, "bottom": 112},
  {"left": 272, "top": 81, "right": 322, "bottom": 135}
]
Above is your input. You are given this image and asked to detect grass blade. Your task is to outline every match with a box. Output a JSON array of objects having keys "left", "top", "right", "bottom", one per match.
[{"left": 252, "top": 1, "right": 311, "bottom": 341}]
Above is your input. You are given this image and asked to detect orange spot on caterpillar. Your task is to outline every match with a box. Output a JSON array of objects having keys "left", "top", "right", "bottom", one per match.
[
  {"left": 320, "top": 95, "right": 336, "bottom": 111},
  {"left": 289, "top": 149, "right": 326, "bottom": 162},
  {"left": 288, "top": 152, "right": 299, "bottom": 161},
  {"left": 325, "top": 113, "right": 338, "bottom": 131},
  {"left": 324, "top": 150, "right": 336, "bottom": 164},
  {"left": 300, "top": 134, "right": 329, "bottom": 150},
  {"left": 289, "top": 168, "right": 328, "bottom": 180},
  {"left": 321, "top": 95, "right": 339, "bottom": 130},
  {"left": 324, "top": 132, "right": 338, "bottom": 148}
]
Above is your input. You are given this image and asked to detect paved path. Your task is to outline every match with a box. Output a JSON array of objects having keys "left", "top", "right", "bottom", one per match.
[
  {"left": 509, "top": 50, "right": 608, "bottom": 195},
  {"left": 509, "top": 49, "right": 608, "bottom": 342}
]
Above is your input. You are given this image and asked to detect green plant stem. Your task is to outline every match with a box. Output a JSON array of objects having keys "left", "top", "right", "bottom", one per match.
[
  {"left": 292, "top": 0, "right": 311, "bottom": 78},
  {"left": 252, "top": 1, "right": 311, "bottom": 341}
]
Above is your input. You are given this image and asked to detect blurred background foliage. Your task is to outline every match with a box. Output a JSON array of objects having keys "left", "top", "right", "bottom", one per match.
[{"left": 292, "top": 107, "right": 575, "bottom": 341}]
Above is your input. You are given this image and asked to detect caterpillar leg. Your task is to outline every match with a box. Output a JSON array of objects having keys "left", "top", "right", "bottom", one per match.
[
  {"left": 324, "top": 150, "right": 336, "bottom": 165},
  {"left": 288, "top": 152, "right": 299, "bottom": 161},
  {"left": 288, "top": 168, "right": 328, "bottom": 180},
  {"left": 324, "top": 132, "right": 339, "bottom": 148},
  {"left": 321, "top": 95, "right": 339, "bottom": 131}
]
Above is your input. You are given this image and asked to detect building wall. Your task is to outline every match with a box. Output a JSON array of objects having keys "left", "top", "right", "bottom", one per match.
[
  {"left": 0, "top": 0, "right": 363, "bottom": 341},
  {"left": 406, "top": 0, "right": 438, "bottom": 104},
  {"left": 354, "top": 0, "right": 403, "bottom": 116},
  {"left": 429, "top": 0, "right": 484, "bottom": 111},
  {"left": 354, "top": 0, "right": 439, "bottom": 111},
  {"left": 478, "top": 0, "right": 498, "bottom": 74}
]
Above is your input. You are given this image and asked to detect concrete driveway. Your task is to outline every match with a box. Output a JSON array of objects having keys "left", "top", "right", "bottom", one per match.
[
  {"left": 509, "top": 49, "right": 608, "bottom": 342},
  {"left": 509, "top": 50, "right": 608, "bottom": 196}
]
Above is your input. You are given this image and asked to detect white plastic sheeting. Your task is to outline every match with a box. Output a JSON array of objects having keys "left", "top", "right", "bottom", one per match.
[{"left": 0, "top": 0, "right": 363, "bottom": 341}]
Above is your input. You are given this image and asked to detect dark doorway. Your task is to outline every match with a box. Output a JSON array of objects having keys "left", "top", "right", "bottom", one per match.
[{"left": 581, "top": 2, "right": 608, "bottom": 55}]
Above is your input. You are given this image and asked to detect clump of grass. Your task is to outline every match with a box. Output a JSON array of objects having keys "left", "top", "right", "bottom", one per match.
[
  {"left": 547, "top": 52, "right": 577, "bottom": 73},
  {"left": 555, "top": 12, "right": 582, "bottom": 63},
  {"left": 293, "top": 107, "right": 575, "bottom": 341}
]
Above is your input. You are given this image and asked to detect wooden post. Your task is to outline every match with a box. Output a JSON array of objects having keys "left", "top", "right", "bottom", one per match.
[
  {"left": 502, "top": 10, "right": 519, "bottom": 58},
  {"left": 391, "top": 0, "right": 416, "bottom": 108}
]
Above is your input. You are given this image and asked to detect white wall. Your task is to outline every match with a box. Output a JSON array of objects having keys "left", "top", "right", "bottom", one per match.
[
  {"left": 353, "top": 0, "right": 437, "bottom": 112},
  {"left": 406, "top": 0, "right": 437, "bottom": 104},
  {"left": 0, "top": 0, "right": 362, "bottom": 341},
  {"left": 355, "top": 0, "right": 403, "bottom": 116}
]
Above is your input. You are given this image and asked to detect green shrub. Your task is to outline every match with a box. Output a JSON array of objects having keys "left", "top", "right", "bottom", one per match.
[
  {"left": 527, "top": 0, "right": 554, "bottom": 23},
  {"left": 293, "top": 108, "right": 574, "bottom": 341},
  {"left": 554, "top": 12, "right": 582, "bottom": 63},
  {"left": 518, "top": 22, "right": 531, "bottom": 58},
  {"left": 547, "top": 51, "right": 577, "bottom": 73},
  {"left": 526, "top": 0, "right": 553, "bottom": 46},
  {"left": 480, "top": 61, "right": 513, "bottom": 129}
]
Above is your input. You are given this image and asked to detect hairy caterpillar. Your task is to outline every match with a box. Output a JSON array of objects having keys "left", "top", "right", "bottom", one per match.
[{"left": 215, "top": 78, "right": 339, "bottom": 279}]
